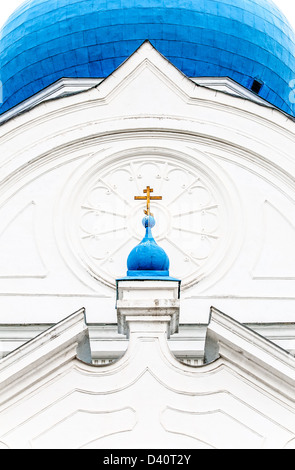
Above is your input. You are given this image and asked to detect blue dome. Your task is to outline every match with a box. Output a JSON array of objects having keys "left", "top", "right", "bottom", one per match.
[
  {"left": 127, "top": 216, "right": 170, "bottom": 278},
  {"left": 1, "top": 0, "right": 295, "bottom": 115}
]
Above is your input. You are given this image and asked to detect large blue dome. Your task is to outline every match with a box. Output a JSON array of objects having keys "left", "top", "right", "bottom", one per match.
[{"left": 1, "top": 0, "right": 295, "bottom": 116}]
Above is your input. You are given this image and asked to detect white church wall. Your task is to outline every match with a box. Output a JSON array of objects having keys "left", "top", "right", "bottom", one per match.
[
  {"left": 0, "top": 305, "right": 294, "bottom": 449},
  {"left": 0, "top": 44, "right": 294, "bottom": 356}
]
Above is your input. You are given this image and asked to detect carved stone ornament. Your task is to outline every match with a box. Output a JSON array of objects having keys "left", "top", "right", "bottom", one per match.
[{"left": 58, "top": 148, "right": 241, "bottom": 290}]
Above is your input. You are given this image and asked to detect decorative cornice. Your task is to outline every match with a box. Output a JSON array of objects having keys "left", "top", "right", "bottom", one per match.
[
  {"left": 205, "top": 307, "right": 295, "bottom": 396},
  {"left": 0, "top": 309, "right": 91, "bottom": 404}
]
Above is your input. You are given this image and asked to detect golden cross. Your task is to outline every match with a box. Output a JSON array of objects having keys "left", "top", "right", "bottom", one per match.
[{"left": 134, "top": 186, "right": 162, "bottom": 217}]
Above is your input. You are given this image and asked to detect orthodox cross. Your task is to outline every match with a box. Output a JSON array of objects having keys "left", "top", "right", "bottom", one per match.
[{"left": 134, "top": 186, "right": 162, "bottom": 217}]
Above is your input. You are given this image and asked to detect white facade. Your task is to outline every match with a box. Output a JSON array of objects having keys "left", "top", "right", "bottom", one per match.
[
  {"left": 0, "top": 43, "right": 295, "bottom": 448},
  {"left": 0, "top": 282, "right": 295, "bottom": 449}
]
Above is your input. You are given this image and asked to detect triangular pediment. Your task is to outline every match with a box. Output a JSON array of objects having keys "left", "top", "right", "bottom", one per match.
[
  {"left": 92, "top": 41, "right": 272, "bottom": 110},
  {"left": 0, "top": 41, "right": 199, "bottom": 125},
  {"left": 1, "top": 41, "right": 274, "bottom": 126},
  {"left": 92, "top": 40, "right": 199, "bottom": 103}
]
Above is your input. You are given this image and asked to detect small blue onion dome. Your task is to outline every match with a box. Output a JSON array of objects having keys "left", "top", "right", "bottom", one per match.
[
  {"left": 1, "top": 0, "right": 295, "bottom": 116},
  {"left": 127, "top": 216, "right": 170, "bottom": 278}
]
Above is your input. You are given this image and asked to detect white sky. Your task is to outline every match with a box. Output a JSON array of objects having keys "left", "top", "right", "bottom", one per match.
[{"left": 0, "top": 0, "right": 295, "bottom": 35}]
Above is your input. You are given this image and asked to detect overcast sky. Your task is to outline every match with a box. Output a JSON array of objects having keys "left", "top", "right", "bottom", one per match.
[{"left": 0, "top": 0, "right": 295, "bottom": 36}]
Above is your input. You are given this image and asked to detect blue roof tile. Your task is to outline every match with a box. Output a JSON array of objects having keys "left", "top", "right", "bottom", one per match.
[{"left": 0, "top": 0, "right": 295, "bottom": 115}]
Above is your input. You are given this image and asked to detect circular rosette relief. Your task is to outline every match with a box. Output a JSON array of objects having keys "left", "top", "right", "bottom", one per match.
[{"left": 60, "top": 149, "right": 241, "bottom": 290}]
